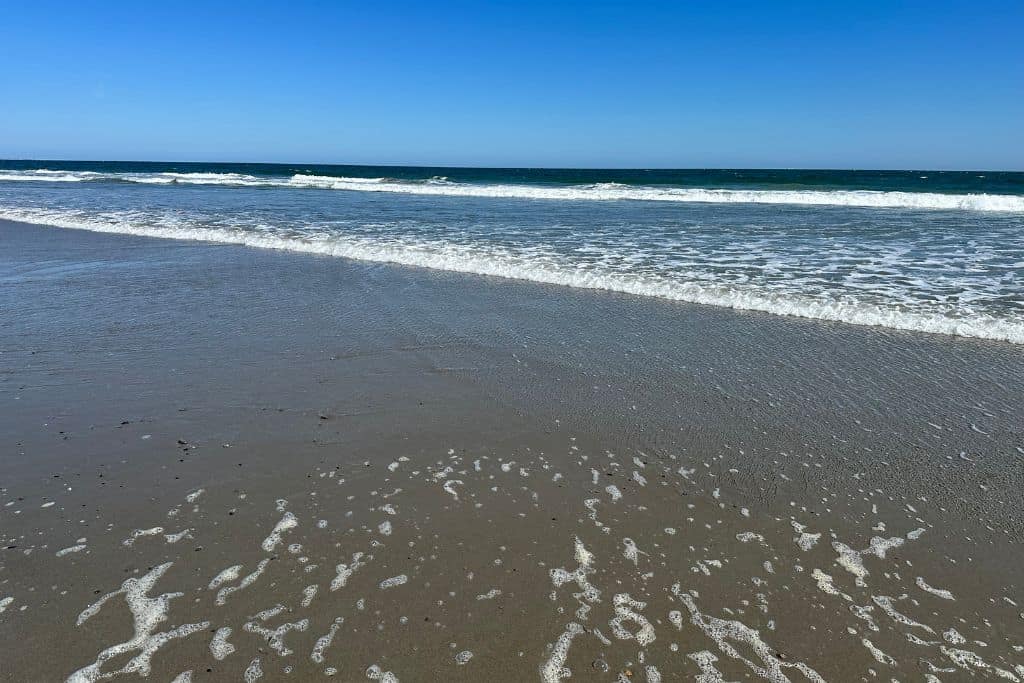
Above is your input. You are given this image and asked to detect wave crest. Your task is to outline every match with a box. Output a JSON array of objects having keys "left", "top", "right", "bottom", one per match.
[
  {"left": 1, "top": 169, "right": 1022, "bottom": 211},
  {"left": 1, "top": 205, "right": 1021, "bottom": 345}
]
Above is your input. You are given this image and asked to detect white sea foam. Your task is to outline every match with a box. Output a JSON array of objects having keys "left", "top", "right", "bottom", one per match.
[
  {"left": 916, "top": 576, "right": 955, "bottom": 600},
  {"left": 97, "top": 174, "right": 1024, "bottom": 210},
  {"left": 311, "top": 617, "right": 343, "bottom": 663},
  {"left": 378, "top": 574, "right": 407, "bottom": 590},
  {"left": 688, "top": 651, "right": 728, "bottom": 681},
  {"left": 122, "top": 527, "right": 164, "bottom": 547},
  {"left": 671, "top": 583, "right": 826, "bottom": 683},
  {"left": 811, "top": 568, "right": 849, "bottom": 600},
  {"left": 242, "top": 617, "right": 309, "bottom": 656},
  {"left": 68, "top": 563, "right": 210, "bottom": 682},
  {"left": 164, "top": 529, "right": 191, "bottom": 544},
  {"left": 0, "top": 171, "right": 97, "bottom": 183},
  {"left": 872, "top": 595, "right": 934, "bottom": 633},
  {"left": 365, "top": 664, "right": 400, "bottom": 682},
  {"left": 862, "top": 638, "right": 897, "bottom": 666},
  {"left": 289, "top": 174, "right": 1024, "bottom": 212},
  {"left": 792, "top": 522, "right": 822, "bottom": 551},
  {"left": 622, "top": 538, "right": 645, "bottom": 565},
  {"left": 539, "top": 622, "right": 584, "bottom": 683},
  {"left": 4, "top": 169, "right": 1023, "bottom": 211},
  {"left": 549, "top": 537, "right": 601, "bottom": 603},
  {"left": 609, "top": 593, "right": 656, "bottom": 646},
  {"left": 331, "top": 552, "right": 368, "bottom": 590},
  {"left": 56, "top": 544, "right": 88, "bottom": 557},
  {"left": 215, "top": 559, "right": 270, "bottom": 606},
  {"left": 261, "top": 511, "right": 298, "bottom": 552},
  {"left": 2, "top": 205, "right": 1021, "bottom": 344},
  {"left": 209, "top": 627, "right": 235, "bottom": 660},
  {"left": 208, "top": 565, "right": 243, "bottom": 590},
  {"left": 243, "top": 657, "right": 263, "bottom": 683}
]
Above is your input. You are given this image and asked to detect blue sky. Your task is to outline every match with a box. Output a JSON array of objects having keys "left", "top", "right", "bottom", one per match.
[{"left": 1, "top": 1, "right": 1021, "bottom": 169}]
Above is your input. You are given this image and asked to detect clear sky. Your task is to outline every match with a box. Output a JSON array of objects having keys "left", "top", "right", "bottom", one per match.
[{"left": 1, "top": 1, "right": 1021, "bottom": 169}]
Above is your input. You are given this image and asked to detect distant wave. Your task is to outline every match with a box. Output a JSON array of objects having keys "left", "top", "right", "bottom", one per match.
[
  {"left": 2, "top": 169, "right": 1023, "bottom": 212},
  {"left": 0, "top": 170, "right": 273, "bottom": 187},
  {"left": 2, "top": 205, "right": 1021, "bottom": 345},
  {"left": 287, "top": 174, "right": 1024, "bottom": 211}
]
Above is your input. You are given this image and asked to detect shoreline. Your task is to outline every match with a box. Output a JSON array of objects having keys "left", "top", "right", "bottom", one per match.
[
  {"left": 1, "top": 219, "right": 1022, "bottom": 681},
  {"left": 3, "top": 213, "right": 1022, "bottom": 346}
]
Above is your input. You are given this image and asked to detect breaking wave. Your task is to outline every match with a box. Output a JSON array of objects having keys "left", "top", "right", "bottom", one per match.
[
  {"left": 1, "top": 169, "right": 1022, "bottom": 212},
  {"left": 1, "top": 205, "right": 1021, "bottom": 344}
]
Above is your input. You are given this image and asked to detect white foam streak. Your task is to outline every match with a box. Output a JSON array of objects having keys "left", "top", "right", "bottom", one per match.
[
  {"left": 0, "top": 172, "right": 93, "bottom": 182},
  {"left": 289, "top": 174, "right": 1024, "bottom": 212},
  {"left": 68, "top": 563, "right": 210, "bottom": 682},
  {"left": 2, "top": 206, "right": 1021, "bottom": 344},
  {"left": 2, "top": 169, "right": 1023, "bottom": 211}
]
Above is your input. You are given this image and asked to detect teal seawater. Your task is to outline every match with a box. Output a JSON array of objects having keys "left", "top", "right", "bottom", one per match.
[
  {"left": 1, "top": 160, "right": 1022, "bottom": 343},
  {"left": 1, "top": 160, "right": 1022, "bottom": 195}
]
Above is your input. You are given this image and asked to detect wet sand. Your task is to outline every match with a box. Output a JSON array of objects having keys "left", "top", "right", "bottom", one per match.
[{"left": 1, "top": 218, "right": 1022, "bottom": 682}]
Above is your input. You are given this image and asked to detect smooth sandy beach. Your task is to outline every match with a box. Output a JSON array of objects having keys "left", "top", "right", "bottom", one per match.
[{"left": 1, "top": 218, "right": 1022, "bottom": 681}]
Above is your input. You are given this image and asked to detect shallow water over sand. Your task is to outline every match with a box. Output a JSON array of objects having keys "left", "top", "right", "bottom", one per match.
[
  {"left": 1, "top": 221, "right": 1022, "bottom": 681},
  {"left": 2, "top": 163, "right": 1023, "bottom": 343}
]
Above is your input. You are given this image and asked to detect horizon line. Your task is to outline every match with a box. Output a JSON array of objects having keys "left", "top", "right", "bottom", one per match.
[{"left": 1, "top": 157, "right": 1021, "bottom": 174}]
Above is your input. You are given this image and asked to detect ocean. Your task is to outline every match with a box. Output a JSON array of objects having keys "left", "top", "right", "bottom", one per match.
[{"left": 1, "top": 161, "right": 1021, "bottom": 343}]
